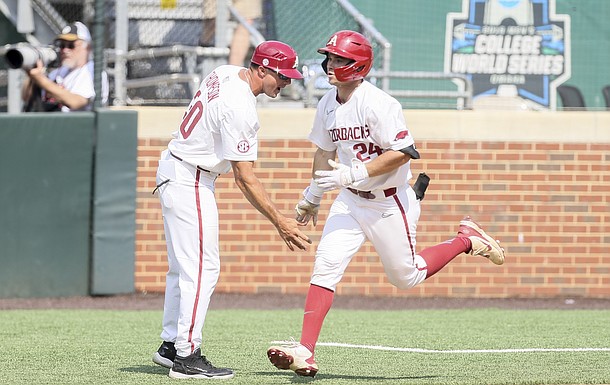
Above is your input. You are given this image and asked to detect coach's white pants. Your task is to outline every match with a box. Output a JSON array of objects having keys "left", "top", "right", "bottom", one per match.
[
  {"left": 311, "top": 186, "right": 427, "bottom": 291},
  {"left": 156, "top": 150, "right": 220, "bottom": 357}
]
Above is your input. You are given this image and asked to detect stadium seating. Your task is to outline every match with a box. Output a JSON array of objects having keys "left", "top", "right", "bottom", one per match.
[
  {"left": 602, "top": 85, "right": 610, "bottom": 110},
  {"left": 557, "top": 85, "right": 586, "bottom": 110}
]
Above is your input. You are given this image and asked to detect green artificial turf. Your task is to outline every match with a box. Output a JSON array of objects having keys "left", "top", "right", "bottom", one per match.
[{"left": 1, "top": 308, "right": 609, "bottom": 384}]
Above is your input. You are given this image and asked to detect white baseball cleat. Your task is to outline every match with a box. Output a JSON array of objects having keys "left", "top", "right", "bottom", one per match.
[
  {"left": 457, "top": 216, "right": 505, "bottom": 265},
  {"left": 267, "top": 340, "right": 318, "bottom": 377}
]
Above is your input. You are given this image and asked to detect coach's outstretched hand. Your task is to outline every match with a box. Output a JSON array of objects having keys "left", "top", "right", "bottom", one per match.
[{"left": 276, "top": 216, "right": 312, "bottom": 251}]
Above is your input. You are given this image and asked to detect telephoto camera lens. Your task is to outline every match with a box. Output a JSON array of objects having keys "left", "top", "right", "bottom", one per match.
[{"left": 5, "top": 44, "right": 58, "bottom": 69}]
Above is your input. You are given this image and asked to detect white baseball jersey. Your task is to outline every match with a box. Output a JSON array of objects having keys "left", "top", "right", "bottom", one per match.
[
  {"left": 168, "top": 65, "right": 259, "bottom": 174},
  {"left": 308, "top": 80, "right": 428, "bottom": 292},
  {"left": 309, "top": 80, "right": 415, "bottom": 191},
  {"left": 156, "top": 65, "right": 261, "bottom": 357},
  {"left": 47, "top": 60, "right": 109, "bottom": 111}
]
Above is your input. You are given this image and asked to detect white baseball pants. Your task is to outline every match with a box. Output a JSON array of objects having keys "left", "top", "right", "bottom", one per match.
[
  {"left": 311, "top": 186, "right": 428, "bottom": 291},
  {"left": 156, "top": 150, "right": 220, "bottom": 357}
]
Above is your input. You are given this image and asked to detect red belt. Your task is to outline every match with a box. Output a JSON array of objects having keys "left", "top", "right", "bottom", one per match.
[{"left": 347, "top": 187, "right": 397, "bottom": 200}]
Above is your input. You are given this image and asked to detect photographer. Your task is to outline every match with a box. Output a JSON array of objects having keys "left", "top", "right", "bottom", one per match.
[{"left": 21, "top": 21, "right": 108, "bottom": 112}]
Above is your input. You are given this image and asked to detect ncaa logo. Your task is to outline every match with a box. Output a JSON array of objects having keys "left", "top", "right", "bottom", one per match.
[
  {"left": 237, "top": 140, "right": 250, "bottom": 153},
  {"left": 444, "top": 0, "right": 571, "bottom": 110}
]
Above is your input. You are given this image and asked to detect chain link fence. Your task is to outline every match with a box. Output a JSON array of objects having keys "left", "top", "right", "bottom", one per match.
[
  {"left": 272, "top": 0, "right": 395, "bottom": 107},
  {"left": 6, "top": 1, "right": 606, "bottom": 111},
  {"left": 0, "top": 0, "right": 471, "bottom": 110},
  {"left": 106, "top": 0, "right": 220, "bottom": 106}
]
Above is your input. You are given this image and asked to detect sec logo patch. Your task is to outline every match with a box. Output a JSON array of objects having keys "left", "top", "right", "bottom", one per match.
[{"left": 237, "top": 140, "right": 250, "bottom": 153}]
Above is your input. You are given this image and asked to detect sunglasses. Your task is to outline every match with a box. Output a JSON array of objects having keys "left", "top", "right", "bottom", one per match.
[
  {"left": 56, "top": 41, "right": 76, "bottom": 50},
  {"left": 268, "top": 68, "right": 290, "bottom": 81}
]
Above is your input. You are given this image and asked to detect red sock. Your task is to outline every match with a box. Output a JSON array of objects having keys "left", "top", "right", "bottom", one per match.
[
  {"left": 300, "top": 284, "right": 334, "bottom": 353},
  {"left": 420, "top": 237, "right": 471, "bottom": 279}
]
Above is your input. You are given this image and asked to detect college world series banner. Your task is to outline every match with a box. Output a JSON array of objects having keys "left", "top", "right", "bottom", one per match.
[{"left": 444, "top": 0, "right": 571, "bottom": 110}]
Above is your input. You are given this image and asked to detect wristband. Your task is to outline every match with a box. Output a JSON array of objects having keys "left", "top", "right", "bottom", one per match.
[
  {"left": 303, "top": 179, "right": 324, "bottom": 205},
  {"left": 350, "top": 160, "right": 369, "bottom": 183}
]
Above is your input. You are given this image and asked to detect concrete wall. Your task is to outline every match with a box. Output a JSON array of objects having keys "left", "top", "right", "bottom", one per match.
[{"left": 125, "top": 106, "right": 610, "bottom": 298}]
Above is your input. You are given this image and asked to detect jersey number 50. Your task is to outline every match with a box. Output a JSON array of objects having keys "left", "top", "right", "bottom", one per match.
[{"left": 180, "top": 90, "right": 203, "bottom": 139}]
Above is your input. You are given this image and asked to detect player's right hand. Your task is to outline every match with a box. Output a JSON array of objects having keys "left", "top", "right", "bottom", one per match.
[
  {"left": 315, "top": 159, "right": 369, "bottom": 190},
  {"left": 295, "top": 198, "right": 319, "bottom": 226}
]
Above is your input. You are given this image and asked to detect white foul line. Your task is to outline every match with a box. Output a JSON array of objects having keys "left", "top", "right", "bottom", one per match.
[{"left": 316, "top": 342, "right": 610, "bottom": 354}]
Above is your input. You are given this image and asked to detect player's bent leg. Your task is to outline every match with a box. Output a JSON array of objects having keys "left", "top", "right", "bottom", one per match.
[
  {"left": 384, "top": 254, "right": 428, "bottom": 289},
  {"left": 457, "top": 216, "right": 505, "bottom": 265},
  {"left": 267, "top": 340, "right": 319, "bottom": 377},
  {"left": 418, "top": 237, "right": 471, "bottom": 279}
]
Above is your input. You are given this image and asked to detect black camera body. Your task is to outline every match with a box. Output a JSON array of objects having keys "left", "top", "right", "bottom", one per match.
[{"left": 4, "top": 43, "right": 59, "bottom": 70}]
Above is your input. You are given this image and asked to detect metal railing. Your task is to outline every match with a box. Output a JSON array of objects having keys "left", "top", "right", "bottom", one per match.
[
  {"left": 1, "top": 0, "right": 472, "bottom": 111},
  {"left": 304, "top": 1, "right": 471, "bottom": 109},
  {"left": 371, "top": 71, "right": 473, "bottom": 110},
  {"left": 304, "top": 70, "right": 473, "bottom": 109},
  {"left": 108, "top": 2, "right": 258, "bottom": 106},
  {"left": 105, "top": 45, "right": 229, "bottom": 105}
]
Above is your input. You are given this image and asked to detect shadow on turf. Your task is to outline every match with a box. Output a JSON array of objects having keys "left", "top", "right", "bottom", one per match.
[
  {"left": 258, "top": 371, "right": 439, "bottom": 382},
  {"left": 119, "top": 365, "right": 169, "bottom": 376},
  {"left": 119, "top": 366, "right": 441, "bottom": 381}
]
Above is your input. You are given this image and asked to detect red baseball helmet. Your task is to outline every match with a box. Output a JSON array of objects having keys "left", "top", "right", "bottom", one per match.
[
  {"left": 251, "top": 40, "right": 303, "bottom": 79},
  {"left": 317, "top": 30, "right": 373, "bottom": 81}
]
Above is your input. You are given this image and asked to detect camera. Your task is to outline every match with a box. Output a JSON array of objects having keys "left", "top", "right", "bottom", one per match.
[{"left": 4, "top": 43, "right": 59, "bottom": 70}]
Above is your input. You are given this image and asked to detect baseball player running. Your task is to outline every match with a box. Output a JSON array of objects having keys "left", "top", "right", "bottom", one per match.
[
  {"left": 152, "top": 40, "right": 310, "bottom": 380},
  {"left": 267, "top": 30, "right": 505, "bottom": 377}
]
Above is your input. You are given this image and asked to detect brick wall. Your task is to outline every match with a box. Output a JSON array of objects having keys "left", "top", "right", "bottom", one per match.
[{"left": 136, "top": 136, "right": 610, "bottom": 298}]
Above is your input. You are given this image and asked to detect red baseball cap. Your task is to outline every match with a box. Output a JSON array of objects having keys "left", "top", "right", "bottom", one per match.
[{"left": 251, "top": 41, "right": 303, "bottom": 79}]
